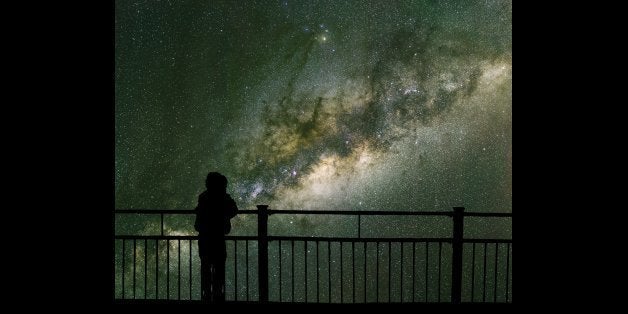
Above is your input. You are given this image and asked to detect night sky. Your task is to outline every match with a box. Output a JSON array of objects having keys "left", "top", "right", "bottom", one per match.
[{"left": 115, "top": 0, "right": 511, "bottom": 302}]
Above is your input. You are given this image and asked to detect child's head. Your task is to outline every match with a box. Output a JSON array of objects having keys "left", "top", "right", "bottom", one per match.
[{"left": 205, "top": 172, "right": 228, "bottom": 193}]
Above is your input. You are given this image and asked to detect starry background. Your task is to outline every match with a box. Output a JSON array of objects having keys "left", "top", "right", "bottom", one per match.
[{"left": 115, "top": 0, "right": 511, "bottom": 302}]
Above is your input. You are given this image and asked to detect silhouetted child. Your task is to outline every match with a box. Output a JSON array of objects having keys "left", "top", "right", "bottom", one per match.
[{"left": 194, "top": 172, "right": 238, "bottom": 303}]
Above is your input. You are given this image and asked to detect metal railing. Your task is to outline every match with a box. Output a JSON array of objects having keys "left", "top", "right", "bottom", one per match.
[{"left": 114, "top": 206, "right": 512, "bottom": 303}]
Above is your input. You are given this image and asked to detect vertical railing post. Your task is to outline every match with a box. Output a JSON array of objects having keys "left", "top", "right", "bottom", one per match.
[
  {"left": 160, "top": 213, "right": 164, "bottom": 236},
  {"left": 451, "top": 207, "right": 465, "bottom": 304},
  {"left": 358, "top": 214, "right": 361, "bottom": 238},
  {"left": 257, "top": 205, "right": 269, "bottom": 303}
]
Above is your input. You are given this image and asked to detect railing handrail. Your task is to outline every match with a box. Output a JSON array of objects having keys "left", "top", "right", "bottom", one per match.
[
  {"left": 114, "top": 208, "right": 512, "bottom": 218},
  {"left": 112, "top": 235, "right": 513, "bottom": 244}
]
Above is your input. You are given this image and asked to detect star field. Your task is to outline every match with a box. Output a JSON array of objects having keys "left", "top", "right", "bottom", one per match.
[{"left": 115, "top": 0, "right": 512, "bottom": 301}]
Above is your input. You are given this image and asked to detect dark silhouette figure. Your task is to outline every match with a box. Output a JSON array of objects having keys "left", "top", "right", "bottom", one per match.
[{"left": 194, "top": 172, "right": 238, "bottom": 303}]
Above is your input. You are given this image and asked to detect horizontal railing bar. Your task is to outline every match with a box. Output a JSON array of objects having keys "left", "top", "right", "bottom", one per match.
[
  {"left": 268, "top": 236, "right": 453, "bottom": 243},
  {"left": 115, "top": 235, "right": 198, "bottom": 240},
  {"left": 116, "top": 236, "right": 511, "bottom": 243},
  {"left": 113, "top": 235, "right": 456, "bottom": 242},
  {"left": 114, "top": 209, "right": 259, "bottom": 215},
  {"left": 114, "top": 235, "right": 512, "bottom": 243},
  {"left": 113, "top": 209, "right": 448, "bottom": 216},
  {"left": 114, "top": 299, "right": 513, "bottom": 304},
  {"left": 115, "top": 209, "right": 511, "bottom": 217},
  {"left": 268, "top": 210, "right": 452, "bottom": 216},
  {"left": 463, "top": 239, "right": 513, "bottom": 243},
  {"left": 114, "top": 235, "right": 258, "bottom": 240},
  {"left": 463, "top": 212, "right": 512, "bottom": 217}
]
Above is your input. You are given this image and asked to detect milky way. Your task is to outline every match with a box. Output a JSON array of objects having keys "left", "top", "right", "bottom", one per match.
[{"left": 115, "top": 0, "right": 511, "bottom": 301}]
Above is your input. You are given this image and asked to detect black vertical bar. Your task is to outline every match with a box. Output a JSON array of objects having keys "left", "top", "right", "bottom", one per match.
[
  {"left": 400, "top": 242, "right": 403, "bottom": 303},
  {"left": 279, "top": 240, "right": 282, "bottom": 302},
  {"left": 122, "top": 239, "right": 125, "bottom": 299},
  {"left": 351, "top": 242, "right": 355, "bottom": 303},
  {"left": 412, "top": 242, "right": 415, "bottom": 302},
  {"left": 425, "top": 242, "right": 429, "bottom": 302},
  {"left": 471, "top": 243, "right": 476, "bottom": 302},
  {"left": 189, "top": 240, "right": 192, "bottom": 300},
  {"left": 160, "top": 216, "right": 165, "bottom": 297},
  {"left": 166, "top": 240, "right": 170, "bottom": 300},
  {"left": 316, "top": 241, "right": 320, "bottom": 303},
  {"left": 155, "top": 240, "right": 158, "bottom": 299},
  {"left": 292, "top": 240, "right": 295, "bottom": 302},
  {"left": 358, "top": 215, "right": 361, "bottom": 238},
  {"left": 451, "top": 207, "right": 465, "bottom": 304},
  {"left": 145, "top": 239, "right": 148, "bottom": 299},
  {"left": 363, "top": 242, "right": 366, "bottom": 303},
  {"left": 505, "top": 243, "right": 510, "bottom": 303},
  {"left": 494, "top": 243, "right": 499, "bottom": 303},
  {"left": 305, "top": 241, "right": 308, "bottom": 303},
  {"left": 340, "top": 242, "right": 343, "bottom": 303},
  {"left": 483, "top": 243, "right": 487, "bottom": 302},
  {"left": 328, "top": 241, "right": 331, "bottom": 303},
  {"left": 234, "top": 240, "right": 238, "bottom": 302},
  {"left": 388, "top": 241, "right": 391, "bottom": 303},
  {"left": 376, "top": 241, "right": 379, "bottom": 303},
  {"left": 257, "top": 205, "right": 269, "bottom": 303},
  {"left": 178, "top": 239, "right": 181, "bottom": 300},
  {"left": 438, "top": 241, "right": 442, "bottom": 302},
  {"left": 112, "top": 212, "right": 116, "bottom": 302},
  {"left": 133, "top": 239, "right": 136, "bottom": 299},
  {"left": 246, "top": 240, "right": 249, "bottom": 301}
]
